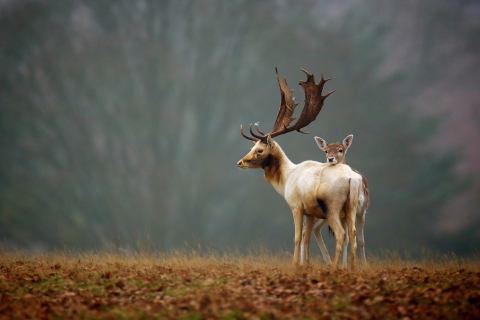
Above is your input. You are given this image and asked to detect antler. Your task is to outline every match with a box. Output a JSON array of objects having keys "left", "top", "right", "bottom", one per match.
[
  {"left": 240, "top": 68, "right": 335, "bottom": 142},
  {"left": 269, "top": 68, "right": 299, "bottom": 135}
]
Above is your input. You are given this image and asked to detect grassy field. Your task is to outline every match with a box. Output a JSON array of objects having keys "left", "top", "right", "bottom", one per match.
[{"left": 0, "top": 249, "right": 479, "bottom": 319}]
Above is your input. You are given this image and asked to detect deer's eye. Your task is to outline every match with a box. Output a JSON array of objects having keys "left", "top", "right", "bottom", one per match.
[
  {"left": 339, "top": 149, "right": 343, "bottom": 153},
  {"left": 257, "top": 149, "right": 263, "bottom": 154},
  {"left": 325, "top": 150, "right": 328, "bottom": 153}
]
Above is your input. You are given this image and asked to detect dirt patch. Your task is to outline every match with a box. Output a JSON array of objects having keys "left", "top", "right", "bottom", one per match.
[{"left": 0, "top": 251, "right": 479, "bottom": 319}]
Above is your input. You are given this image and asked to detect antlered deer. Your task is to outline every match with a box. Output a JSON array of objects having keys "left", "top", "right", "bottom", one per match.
[
  {"left": 237, "top": 68, "right": 363, "bottom": 269},
  {"left": 300, "top": 135, "right": 370, "bottom": 267}
]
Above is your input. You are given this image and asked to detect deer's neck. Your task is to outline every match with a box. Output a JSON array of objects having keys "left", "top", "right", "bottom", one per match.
[{"left": 263, "top": 144, "right": 295, "bottom": 196}]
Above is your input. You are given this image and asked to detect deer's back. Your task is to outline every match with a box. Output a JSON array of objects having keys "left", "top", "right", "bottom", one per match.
[{"left": 284, "top": 162, "right": 360, "bottom": 218}]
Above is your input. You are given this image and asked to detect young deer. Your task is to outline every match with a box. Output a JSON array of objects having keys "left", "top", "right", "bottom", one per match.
[
  {"left": 237, "top": 68, "right": 363, "bottom": 269},
  {"left": 300, "top": 135, "right": 370, "bottom": 267}
]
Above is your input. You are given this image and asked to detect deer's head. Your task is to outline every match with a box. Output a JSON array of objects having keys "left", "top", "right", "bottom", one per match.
[
  {"left": 238, "top": 68, "right": 335, "bottom": 169},
  {"left": 237, "top": 136, "right": 278, "bottom": 169},
  {"left": 315, "top": 135, "right": 353, "bottom": 165}
]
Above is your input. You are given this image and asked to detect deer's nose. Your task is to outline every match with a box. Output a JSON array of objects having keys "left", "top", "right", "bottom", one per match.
[
  {"left": 327, "top": 157, "right": 335, "bottom": 162},
  {"left": 237, "top": 160, "right": 243, "bottom": 167}
]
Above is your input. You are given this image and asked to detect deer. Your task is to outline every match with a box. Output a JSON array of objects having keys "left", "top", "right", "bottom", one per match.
[
  {"left": 300, "top": 135, "right": 370, "bottom": 268},
  {"left": 236, "top": 68, "right": 363, "bottom": 270}
]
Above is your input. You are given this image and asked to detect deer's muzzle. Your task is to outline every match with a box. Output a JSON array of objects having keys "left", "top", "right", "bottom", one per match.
[{"left": 237, "top": 159, "right": 248, "bottom": 168}]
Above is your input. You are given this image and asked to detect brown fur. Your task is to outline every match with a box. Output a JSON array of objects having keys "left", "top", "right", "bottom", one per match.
[
  {"left": 237, "top": 138, "right": 288, "bottom": 191},
  {"left": 263, "top": 152, "right": 284, "bottom": 186},
  {"left": 325, "top": 142, "right": 347, "bottom": 163},
  {"left": 353, "top": 169, "right": 369, "bottom": 210}
]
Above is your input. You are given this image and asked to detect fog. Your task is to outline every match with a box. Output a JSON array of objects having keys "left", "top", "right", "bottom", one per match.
[{"left": 1, "top": 0, "right": 479, "bottom": 256}]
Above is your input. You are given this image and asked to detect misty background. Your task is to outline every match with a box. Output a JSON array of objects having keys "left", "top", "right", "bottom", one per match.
[{"left": 1, "top": 0, "right": 479, "bottom": 256}]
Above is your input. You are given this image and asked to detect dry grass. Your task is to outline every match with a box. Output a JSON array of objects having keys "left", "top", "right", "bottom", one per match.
[{"left": 1, "top": 248, "right": 479, "bottom": 319}]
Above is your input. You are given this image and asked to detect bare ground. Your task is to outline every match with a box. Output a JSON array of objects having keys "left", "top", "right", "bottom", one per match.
[{"left": 0, "top": 250, "right": 479, "bottom": 319}]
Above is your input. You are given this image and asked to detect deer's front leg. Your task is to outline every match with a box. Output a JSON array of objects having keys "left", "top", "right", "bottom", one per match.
[
  {"left": 303, "top": 215, "right": 315, "bottom": 264},
  {"left": 292, "top": 209, "right": 304, "bottom": 266},
  {"left": 300, "top": 217, "right": 307, "bottom": 265},
  {"left": 301, "top": 216, "right": 319, "bottom": 264},
  {"left": 312, "top": 219, "right": 332, "bottom": 265}
]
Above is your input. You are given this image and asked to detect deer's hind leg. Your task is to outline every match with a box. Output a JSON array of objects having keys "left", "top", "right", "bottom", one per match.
[
  {"left": 345, "top": 208, "right": 357, "bottom": 270},
  {"left": 341, "top": 218, "right": 349, "bottom": 269},
  {"left": 326, "top": 212, "right": 346, "bottom": 270}
]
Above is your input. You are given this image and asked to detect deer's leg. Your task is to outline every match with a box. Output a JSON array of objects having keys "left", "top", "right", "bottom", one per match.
[
  {"left": 341, "top": 218, "right": 349, "bottom": 269},
  {"left": 303, "top": 215, "right": 315, "bottom": 264},
  {"left": 300, "top": 222, "right": 305, "bottom": 264},
  {"left": 327, "top": 214, "right": 345, "bottom": 270},
  {"left": 346, "top": 209, "right": 357, "bottom": 271},
  {"left": 292, "top": 209, "right": 304, "bottom": 266},
  {"left": 300, "top": 217, "right": 307, "bottom": 265},
  {"left": 357, "top": 211, "right": 367, "bottom": 266},
  {"left": 312, "top": 219, "right": 332, "bottom": 265}
]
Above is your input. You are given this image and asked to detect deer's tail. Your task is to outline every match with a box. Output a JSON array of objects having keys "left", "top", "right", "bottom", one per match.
[{"left": 348, "top": 176, "right": 362, "bottom": 216}]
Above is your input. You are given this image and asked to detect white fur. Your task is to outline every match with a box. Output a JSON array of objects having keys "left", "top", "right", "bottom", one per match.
[
  {"left": 281, "top": 161, "right": 362, "bottom": 268},
  {"left": 343, "top": 134, "right": 353, "bottom": 150},
  {"left": 300, "top": 134, "right": 369, "bottom": 268},
  {"left": 239, "top": 139, "right": 362, "bottom": 269},
  {"left": 314, "top": 136, "right": 328, "bottom": 151}
]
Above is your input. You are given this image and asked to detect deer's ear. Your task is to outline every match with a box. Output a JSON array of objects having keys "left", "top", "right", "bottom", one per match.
[
  {"left": 343, "top": 134, "right": 353, "bottom": 150},
  {"left": 266, "top": 135, "right": 274, "bottom": 147},
  {"left": 315, "top": 136, "right": 328, "bottom": 151}
]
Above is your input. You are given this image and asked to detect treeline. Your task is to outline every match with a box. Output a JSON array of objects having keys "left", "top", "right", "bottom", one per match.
[{"left": 0, "top": 0, "right": 478, "bottom": 255}]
